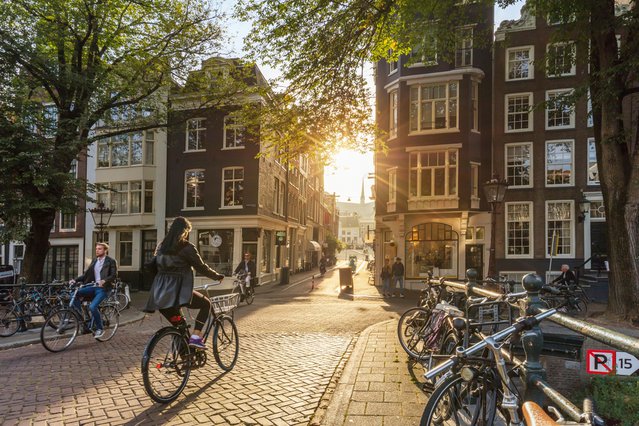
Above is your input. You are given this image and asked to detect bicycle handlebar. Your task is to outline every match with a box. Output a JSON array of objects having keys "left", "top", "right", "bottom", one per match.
[
  {"left": 193, "top": 282, "right": 222, "bottom": 292},
  {"left": 424, "top": 308, "right": 558, "bottom": 381}
]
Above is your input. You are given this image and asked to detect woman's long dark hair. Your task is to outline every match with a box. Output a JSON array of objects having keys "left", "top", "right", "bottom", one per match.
[{"left": 156, "top": 217, "right": 192, "bottom": 255}]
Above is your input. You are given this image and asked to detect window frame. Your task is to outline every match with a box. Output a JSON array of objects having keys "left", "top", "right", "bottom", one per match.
[
  {"left": 221, "top": 166, "right": 244, "bottom": 209},
  {"left": 505, "top": 142, "right": 533, "bottom": 188},
  {"left": 505, "top": 46, "right": 534, "bottom": 81},
  {"left": 97, "top": 131, "right": 154, "bottom": 168},
  {"left": 185, "top": 117, "right": 206, "bottom": 152},
  {"left": 388, "top": 167, "right": 397, "bottom": 203},
  {"left": 505, "top": 92, "right": 534, "bottom": 133},
  {"left": 389, "top": 90, "right": 398, "bottom": 139},
  {"left": 545, "top": 89, "right": 575, "bottom": 130},
  {"left": 505, "top": 201, "right": 534, "bottom": 259},
  {"left": 546, "top": 42, "right": 576, "bottom": 78},
  {"left": 409, "top": 81, "right": 460, "bottom": 134},
  {"left": 184, "top": 169, "right": 205, "bottom": 210},
  {"left": 545, "top": 139, "right": 574, "bottom": 187},
  {"left": 587, "top": 137, "right": 599, "bottom": 186},
  {"left": 471, "top": 82, "right": 479, "bottom": 132},
  {"left": 118, "top": 231, "right": 133, "bottom": 267},
  {"left": 455, "top": 26, "right": 473, "bottom": 68},
  {"left": 408, "top": 149, "right": 459, "bottom": 199},
  {"left": 223, "top": 115, "right": 246, "bottom": 150},
  {"left": 545, "top": 200, "right": 575, "bottom": 258}
]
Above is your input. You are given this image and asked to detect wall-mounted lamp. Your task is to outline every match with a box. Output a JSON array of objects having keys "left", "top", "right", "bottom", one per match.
[{"left": 578, "top": 192, "right": 591, "bottom": 223}]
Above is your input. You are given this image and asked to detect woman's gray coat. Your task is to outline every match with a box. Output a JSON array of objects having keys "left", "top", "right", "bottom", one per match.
[{"left": 144, "top": 242, "right": 222, "bottom": 312}]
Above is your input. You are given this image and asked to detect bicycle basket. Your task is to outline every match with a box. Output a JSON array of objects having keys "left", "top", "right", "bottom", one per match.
[{"left": 210, "top": 293, "right": 240, "bottom": 315}]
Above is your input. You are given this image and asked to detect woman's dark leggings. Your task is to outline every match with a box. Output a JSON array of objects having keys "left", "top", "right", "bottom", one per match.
[{"left": 159, "top": 291, "right": 211, "bottom": 333}]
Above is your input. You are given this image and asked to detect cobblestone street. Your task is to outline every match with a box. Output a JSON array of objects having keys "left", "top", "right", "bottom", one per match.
[{"left": 0, "top": 269, "right": 417, "bottom": 425}]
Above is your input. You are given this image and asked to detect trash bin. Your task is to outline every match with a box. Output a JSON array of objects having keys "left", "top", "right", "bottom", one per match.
[
  {"left": 280, "top": 266, "right": 290, "bottom": 285},
  {"left": 339, "top": 267, "right": 353, "bottom": 292}
]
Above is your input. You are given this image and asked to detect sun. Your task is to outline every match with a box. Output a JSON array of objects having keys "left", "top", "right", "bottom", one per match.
[{"left": 324, "top": 149, "right": 374, "bottom": 202}]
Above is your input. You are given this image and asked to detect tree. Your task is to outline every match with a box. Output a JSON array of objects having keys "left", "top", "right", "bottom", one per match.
[
  {"left": 0, "top": 0, "right": 223, "bottom": 282},
  {"left": 238, "top": 0, "right": 639, "bottom": 318}
]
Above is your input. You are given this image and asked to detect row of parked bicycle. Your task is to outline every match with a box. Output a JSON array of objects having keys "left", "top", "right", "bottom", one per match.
[
  {"left": 0, "top": 278, "right": 130, "bottom": 339},
  {"left": 397, "top": 274, "right": 603, "bottom": 425}
]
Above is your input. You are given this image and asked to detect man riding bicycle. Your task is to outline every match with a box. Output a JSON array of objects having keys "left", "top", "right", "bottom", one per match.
[{"left": 69, "top": 242, "right": 118, "bottom": 339}]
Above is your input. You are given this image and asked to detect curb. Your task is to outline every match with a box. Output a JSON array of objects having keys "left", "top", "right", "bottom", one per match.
[
  {"left": 311, "top": 319, "right": 396, "bottom": 426},
  {"left": 0, "top": 310, "right": 146, "bottom": 351}
]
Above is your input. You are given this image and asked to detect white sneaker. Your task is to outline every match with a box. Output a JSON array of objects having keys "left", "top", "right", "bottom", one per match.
[{"left": 94, "top": 329, "right": 105, "bottom": 339}]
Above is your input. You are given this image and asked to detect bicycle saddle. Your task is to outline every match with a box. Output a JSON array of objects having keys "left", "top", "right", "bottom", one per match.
[{"left": 522, "top": 401, "right": 558, "bottom": 426}]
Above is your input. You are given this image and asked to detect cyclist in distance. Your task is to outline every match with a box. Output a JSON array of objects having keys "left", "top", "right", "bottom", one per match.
[
  {"left": 234, "top": 252, "right": 257, "bottom": 287},
  {"left": 144, "top": 216, "right": 225, "bottom": 349},
  {"left": 69, "top": 242, "right": 118, "bottom": 339}
]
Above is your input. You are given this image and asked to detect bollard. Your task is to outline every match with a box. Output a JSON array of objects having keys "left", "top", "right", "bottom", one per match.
[
  {"left": 520, "top": 273, "right": 546, "bottom": 405},
  {"left": 465, "top": 268, "right": 478, "bottom": 297}
]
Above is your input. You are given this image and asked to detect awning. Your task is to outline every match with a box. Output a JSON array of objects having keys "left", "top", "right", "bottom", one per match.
[{"left": 307, "top": 240, "right": 322, "bottom": 252}]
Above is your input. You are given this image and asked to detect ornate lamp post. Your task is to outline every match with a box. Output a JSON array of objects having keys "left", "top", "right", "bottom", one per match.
[
  {"left": 483, "top": 175, "right": 508, "bottom": 279},
  {"left": 89, "top": 202, "right": 114, "bottom": 242},
  {"left": 577, "top": 192, "right": 591, "bottom": 223}
]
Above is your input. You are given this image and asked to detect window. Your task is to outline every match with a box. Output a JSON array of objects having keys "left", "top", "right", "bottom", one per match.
[
  {"left": 547, "top": 42, "right": 576, "bottom": 77},
  {"left": 546, "top": 201, "right": 573, "bottom": 257},
  {"left": 409, "top": 82, "right": 458, "bottom": 132},
  {"left": 145, "top": 131, "right": 155, "bottom": 165},
  {"left": 506, "top": 202, "right": 533, "bottom": 257},
  {"left": 198, "top": 229, "right": 234, "bottom": 276},
  {"left": 587, "top": 138, "right": 599, "bottom": 185},
  {"left": 388, "top": 168, "right": 397, "bottom": 202},
  {"left": 506, "top": 46, "right": 534, "bottom": 80},
  {"left": 186, "top": 118, "right": 206, "bottom": 151},
  {"left": 389, "top": 90, "right": 398, "bottom": 138},
  {"left": 455, "top": 27, "right": 473, "bottom": 67},
  {"left": 273, "top": 177, "right": 285, "bottom": 215},
  {"left": 590, "top": 201, "right": 606, "bottom": 219},
  {"left": 505, "top": 93, "right": 533, "bottom": 132},
  {"left": 471, "top": 82, "right": 479, "bottom": 131},
  {"left": 224, "top": 115, "right": 245, "bottom": 149},
  {"left": 546, "top": 140, "right": 574, "bottom": 186},
  {"left": 111, "top": 182, "right": 129, "bottom": 214},
  {"left": 587, "top": 91, "right": 593, "bottom": 127},
  {"left": 389, "top": 59, "right": 398, "bottom": 74},
  {"left": 130, "top": 181, "right": 142, "bottom": 213},
  {"left": 409, "top": 150, "right": 458, "bottom": 198},
  {"left": 185, "top": 169, "right": 205, "bottom": 209},
  {"left": 97, "top": 131, "right": 153, "bottom": 167},
  {"left": 118, "top": 231, "right": 133, "bottom": 266},
  {"left": 475, "top": 226, "right": 485, "bottom": 240},
  {"left": 505, "top": 143, "right": 532, "bottom": 187},
  {"left": 546, "top": 89, "right": 575, "bottom": 129},
  {"left": 470, "top": 164, "right": 479, "bottom": 198},
  {"left": 261, "top": 230, "right": 272, "bottom": 273},
  {"left": 144, "top": 181, "right": 154, "bottom": 213},
  {"left": 60, "top": 211, "right": 76, "bottom": 231},
  {"left": 42, "top": 104, "right": 58, "bottom": 138},
  {"left": 222, "top": 167, "right": 244, "bottom": 207}
]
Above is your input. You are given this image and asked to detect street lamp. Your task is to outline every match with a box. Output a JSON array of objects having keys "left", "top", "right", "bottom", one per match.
[
  {"left": 483, "top": 175, "right": 509, "bottom": 279},
  {"left": 89, "top": 202, "right": 114, "bottom": 242},
  {"left": 577, "top": 192, "right": 591, "bottom": 223}
]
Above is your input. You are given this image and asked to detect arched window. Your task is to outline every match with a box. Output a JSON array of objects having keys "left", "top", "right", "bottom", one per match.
[{"left": 405, "top": 223, "right": 459, "bottom": 278}]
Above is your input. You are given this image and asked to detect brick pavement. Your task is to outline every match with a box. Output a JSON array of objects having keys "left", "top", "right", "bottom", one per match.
[{"left": 0, "top": 264, "right": 427, "bottom": 425}]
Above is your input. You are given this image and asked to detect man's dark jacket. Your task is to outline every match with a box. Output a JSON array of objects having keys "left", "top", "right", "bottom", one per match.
[
  {"left": 235, "top": 259, "right": 257, "bottom": 286},
  {"left": 75, "top": 256, "right": 118, "bottom": 290}
]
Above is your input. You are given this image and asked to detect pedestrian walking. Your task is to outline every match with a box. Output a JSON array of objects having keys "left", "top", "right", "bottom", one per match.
[
  {"left": 392, "top": 257, "right": 405, "bottom": 297},
  {"left": 380, "top": 258, "right": 392, "bottom": 297}
]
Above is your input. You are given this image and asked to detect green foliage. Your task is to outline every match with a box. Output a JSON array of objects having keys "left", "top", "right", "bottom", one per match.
[
  {"left": 590, "top": 376, "right": 639, "bottom": 425},
  {"left": 326, "top": 233, "right": 346, "bottom": 254}
]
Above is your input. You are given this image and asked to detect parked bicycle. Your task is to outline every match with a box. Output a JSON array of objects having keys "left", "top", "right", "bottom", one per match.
[
  {"left": 141, "top": 283, "right": 240, "bottom": 403},
  {"left": 232, "top": 273, "right": 255, "bottom": 305},
  {"left": 419, "top": 304, "right": 604, "bottom": 425},
  {"left": 105, "top": 278, "right": 130, "bottom": 312},
  {"left": 40, "top": 282, "right": 120, "bottom": 352}
]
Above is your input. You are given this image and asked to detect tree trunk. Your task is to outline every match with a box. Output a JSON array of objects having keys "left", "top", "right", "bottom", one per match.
[{"left": 21, "top": 209, "right": 56, "bottom": 283}]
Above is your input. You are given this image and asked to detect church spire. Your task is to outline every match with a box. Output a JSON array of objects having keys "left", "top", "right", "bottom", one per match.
[{"left": 360, "top": 177, "right": 365, "bottom": 205}]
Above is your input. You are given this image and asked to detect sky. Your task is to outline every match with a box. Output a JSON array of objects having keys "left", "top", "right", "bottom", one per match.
[{"left": 221, "top": 0, "right": 526, "bottom": 203}]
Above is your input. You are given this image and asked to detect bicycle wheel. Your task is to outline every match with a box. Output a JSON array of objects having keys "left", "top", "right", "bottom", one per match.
[
  {"left": 112, "top": 292, "right": 129, "bottom": 311},
  {"left": 0, "top": 306, "right": 20, "bottom": 337},
  {"left": 41, "top": 309, "right": 80, "bottom": 353},
  {"left": 213, "top": 316, "right": 239, "bottom": 371},
  {"left": 141, "top": 328, "right": 191, "bottom": 404},
  {"left": 96, "top": 306, "right": 119, "bottom": 342},
  {"left": 420, "top": 369, "right": 499, "bottom": 426},
  {"left": 571, "top": 297, "right": 588, "bottom": 316},
  {"left": 397, "top": 307, "right": 432, "bottom": 360},
  {"left": 244, "top": 287, "right": 255, "bottom": 305}
]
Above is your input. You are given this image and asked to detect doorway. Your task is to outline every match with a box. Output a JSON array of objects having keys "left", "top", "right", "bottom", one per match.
[{"left": 465, "top": 244, "right": 484, "bottom": 279}]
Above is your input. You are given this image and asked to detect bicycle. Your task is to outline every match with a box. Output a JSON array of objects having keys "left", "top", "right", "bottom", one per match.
[
  {"left": 0, "top": 281, "right": 67, "bottom": 337},
  {"left": 141, "top": 283, "right": 240, "bottom": 403},
  {"left": 419, "top": 305, "right": 604, "bottom": 425},
  {"left": 232, "top": 273, "right": 255, "bottom": 305},
  {"left": 40, "top": 282, "right": 120, "bottom": 352},
  {"left": 105, "top": 278, "right": 130, "bottom": 312}
]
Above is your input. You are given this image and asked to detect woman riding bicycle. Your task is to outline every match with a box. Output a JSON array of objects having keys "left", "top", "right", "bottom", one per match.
[{"left": 144, "top": 216, "right": 225, "bottom": 349}]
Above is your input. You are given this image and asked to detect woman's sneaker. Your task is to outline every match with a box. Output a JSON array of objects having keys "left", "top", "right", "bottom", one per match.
[{"left": 188, "top": 335, "right": 206, "bottom": 350}]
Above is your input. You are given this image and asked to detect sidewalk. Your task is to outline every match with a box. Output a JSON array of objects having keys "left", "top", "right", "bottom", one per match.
[{"left": 315, "top": 320, "right": 427, "bottom": 426}]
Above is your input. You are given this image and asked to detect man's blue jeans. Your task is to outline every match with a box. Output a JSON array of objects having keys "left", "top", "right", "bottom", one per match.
[
  {"left": 72, "top": 286, "right": 107, "bottom": 330},
  {"left": 393, "top": 276, "right": 404, "bottom": 295}
]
